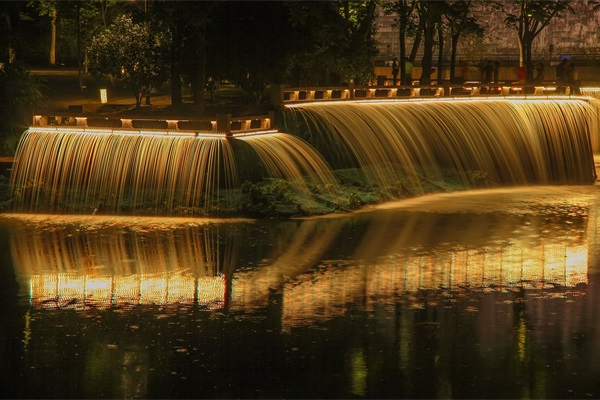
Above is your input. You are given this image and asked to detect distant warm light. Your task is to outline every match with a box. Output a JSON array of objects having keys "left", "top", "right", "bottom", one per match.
[{"left": 100, "top": 88, "right": 107, "bottom": 104}]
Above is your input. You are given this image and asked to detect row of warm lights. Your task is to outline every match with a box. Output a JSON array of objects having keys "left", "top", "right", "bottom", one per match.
[
  {"left": 284, "top": 95, "right": 586, "bottom": 108},
  {"left": 279, "top": 242, "right": 588, "bottom": 329},
  {"left": 283, "top": 85, "right": 594, "bottom": 104},
  {"left": 32, "top": 115, "right": 274, "bottom": 137},
  {"left": 29, "top": 272, "right": 226, "bottom": 310},
  {"left": 28, "top": 126, "right": 282, "bottom": 139}
]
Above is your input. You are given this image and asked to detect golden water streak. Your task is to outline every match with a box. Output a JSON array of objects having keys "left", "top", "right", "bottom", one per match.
[
  {"left": 10, "top": 128, "right": 339, "bottom": 214},
  {"left": 237, "top": 132, "right": 337, "bottom": 186},
  {"left": 10, "top": 130, "right": 240, "bottom": 212},
  {"left": 287, "top": 98, "right": 598, "bottom": 190}
]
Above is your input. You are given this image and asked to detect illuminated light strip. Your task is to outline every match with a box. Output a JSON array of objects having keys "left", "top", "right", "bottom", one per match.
[
  {"left": 139, "top": 130, "right": 170, "bottom": 135},
  {"left": 284, "top": 95, "right": 594, "bottom": 108},
  {"left": 28, "top": 126, "right": 59, "bottom": 132},
  {"left": 192, "top": 132, "right": 228, "bottom": 138},
  {"left": 77, "top": 129, "right": 114, "bottom": 134},
  {"left": 230, "top": 129, "right": 280, "bottom": 138},
  {"left": 27, "top": 126, "right": 226, "bottom": 137}
]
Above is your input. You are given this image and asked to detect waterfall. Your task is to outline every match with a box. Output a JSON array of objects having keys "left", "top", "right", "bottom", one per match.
[
  {"left": 284, "top": 98, "right": 598, "bottom": 193},
  {"left": 9, "top": 129, "right": 337, "bottom": 214},
  {"left": 9, "top": 98, "right": 598, "bottom": 216}
]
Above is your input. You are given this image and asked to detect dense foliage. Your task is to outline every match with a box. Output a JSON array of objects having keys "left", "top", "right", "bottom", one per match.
[
  {"left": 87, "top": 15, "right": 170, "bottom": 108},
  {"left": 0, "top": 62, "right": 44, "bottom": 154}
]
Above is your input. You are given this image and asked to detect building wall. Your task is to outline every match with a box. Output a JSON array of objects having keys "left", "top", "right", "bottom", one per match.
[{"left": 376, "top": 1, "right": 600, "bottom": 67}]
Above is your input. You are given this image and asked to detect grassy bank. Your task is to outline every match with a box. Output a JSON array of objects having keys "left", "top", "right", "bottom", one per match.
[{"left": 1, "top": 166, "right": 490, "bottom": 218}]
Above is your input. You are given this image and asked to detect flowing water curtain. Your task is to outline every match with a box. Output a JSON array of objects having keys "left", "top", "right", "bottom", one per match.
[
  {"left": 236, "top": 132, "right": 337, "bottom": 188},
  {"left": 583, "top": 97, "right": 600, "bottom": 151},
  {"left": 580, "top": 88, "right": 600, "bottom": 99},
  {"left": 10, "top": 130, "right": 238, "bottom": 214},
  {"left": 284, "top": 99, "right": 597, "bottom": 189}
]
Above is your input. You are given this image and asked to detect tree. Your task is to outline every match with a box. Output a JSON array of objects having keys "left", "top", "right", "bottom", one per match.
[
  {"left": 0, "top": 61, "right": 44, "bottom": 154},
  {"left": 52, "top": 1, "right": 124, "bottom": 89},
  {"left": 383, "top": 0, "right": 418, "bottom": 85},
  {"left": 204, "top": 2, "right": 300, "bottom": 102},
  {"left": 0, "top": 2, "right": 24, "bottom": 63},
  {"left": 497, "top": 0, "right": 573, "bottom": 81},
  {"left": 445, "top": 0, "right": 484, "bottom": 82},
  {"left": 152, "top": 1, "right": 216, "bottom": 115},
  {"left": 29, "top": 1, "right": 58, "bottom": 66},
  {"left": 287, "top": 1, "right": 379, "bottom": 86},
  {"left": 87, "top": 15, "right": 170, "bottom": 108},
  {"left": 418, "top": 0, "right": 445, "bottom": 85}
]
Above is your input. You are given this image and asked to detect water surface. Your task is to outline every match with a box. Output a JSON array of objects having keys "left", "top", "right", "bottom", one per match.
[{"left": 2, "top": 186, "right": 600, "bottom": 398}]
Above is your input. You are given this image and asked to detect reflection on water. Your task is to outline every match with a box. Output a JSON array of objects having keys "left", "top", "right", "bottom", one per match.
[
  {"left": 9, "top": 204, "right": 589, "bottom": 319},
  {"left": 10, "top": 222, "right": 230, "bottom": 310},
  {"left": 2, "top": 186, "right": 600, "bottom": 398}
]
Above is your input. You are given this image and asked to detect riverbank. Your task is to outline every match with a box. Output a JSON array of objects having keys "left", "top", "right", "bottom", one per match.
[{"left": 0, "top": 166, "right": 489, "bottom": 218}]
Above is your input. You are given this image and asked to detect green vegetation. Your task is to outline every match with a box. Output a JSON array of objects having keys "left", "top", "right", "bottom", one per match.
[
  {"left": 4, "top": 165, "right": 490, "bottom": 218},
  {"left": 0, "top": 175, "right": 11, "bottom": 212},
  {"left": 0, "top": 62, "right": 44, "bottom": 155},
  {"left": 87, "top": 15, "right": 170, "bottom": 109}
]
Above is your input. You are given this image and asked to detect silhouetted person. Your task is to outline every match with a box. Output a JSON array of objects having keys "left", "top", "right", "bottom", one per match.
[
  {"left": 556, "top": 59, "right": 568, "bottom": 84},
  {"left": 404, "top": 57, "right": 413, "bottom": 85},
  {"left": 207, "top": 76, "right": 216, "bottom": 102},
  {"left": 534, "top": 62, "right": 545, "bottom": 83},
  {"left": 493, "top": 61, "right": 500, "bottom": 83},
  {"left": 569, "top": 62, "right": 580, "bottom": 94},
  {"left": 391, "top": 57, "right": 399, "bottom": 86},
  {"left": 482, "top": 60, "right": 494, "bottom": 84}
]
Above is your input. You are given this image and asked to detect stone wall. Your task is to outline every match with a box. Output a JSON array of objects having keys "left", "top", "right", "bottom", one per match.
[
  {"left": 377, "top": 1, "right": 600, "bottom": 66},
  {"left": 464, "top": 1, "right": 600, "bottom": 63}
]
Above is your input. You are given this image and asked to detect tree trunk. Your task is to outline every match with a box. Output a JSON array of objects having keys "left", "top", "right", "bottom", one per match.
[
  {"left": 436, "top": 25, "right": 444, "bottom": 83},
  {"left": 170, "top": 23, "right": 183, "bottom": 106},
  {"left": 134, "top": 87, "right": 142, "bottom": 109},
  {"left": 77, "top": 4, "right": 83, "bottom": 92},
  {"left": 525, "top": 37, "right": 533, "bottom": 82},
  {"left": 410, "top": 26, "right": 422, "bottom": 63},
  {"left": 450, "top": 33, "right": 459, "bottom": 82},
  {"left": 193, "top": 29, "right": 206, "bottom": 118},
  {"left": 49, "top": 9, "right": 57, "bottom": 66},
  {"left": 399, "top": 28, "right": 406, "bottom": 84},
  {"left": 420, "top": 15, "right": 435, "bottom": 85}
]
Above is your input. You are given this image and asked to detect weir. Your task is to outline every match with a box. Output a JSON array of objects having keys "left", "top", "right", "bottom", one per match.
[
  {"left": 8, "top": 94, "right": 600, "bottom": 216},
  {"left": 283, "top": 97, "right": 598, "bottom": 192}
]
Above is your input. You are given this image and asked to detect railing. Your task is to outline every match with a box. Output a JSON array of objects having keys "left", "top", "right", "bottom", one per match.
[
  {"left": 32, "top": 113, "right": 276, "bottom": 136},
  {"left": 30, "top": 83, "right": 591, "bottom": 138},
  {"left": 276, "top": 81, "right": 580, "bottom": 104}
]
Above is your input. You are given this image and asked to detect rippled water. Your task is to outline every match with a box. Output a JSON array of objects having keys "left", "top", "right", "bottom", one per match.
[{"left": 2, "top": 186, "right": 600, "bottom": 398}]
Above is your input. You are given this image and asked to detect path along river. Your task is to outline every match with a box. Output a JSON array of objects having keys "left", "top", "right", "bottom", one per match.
[{"left": 1, "top": 185, "right": 600, "bottom": 398}]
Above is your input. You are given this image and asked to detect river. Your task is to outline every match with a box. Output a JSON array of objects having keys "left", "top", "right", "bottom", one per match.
[{"left": 2, "top": 185, "right": 600, "bottom": 398}]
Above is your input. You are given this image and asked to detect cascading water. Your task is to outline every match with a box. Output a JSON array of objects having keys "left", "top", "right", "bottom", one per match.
[
  {"left": 283, "top": 98, "right": 598, "bottom": 193},
  {"left": 236, "top": 132, "right": 336, "bottom": 187},
  {"left": 8, "top": 98, "right": 598, "bottom": 217},
  {"left": 9, "top": 129, "right": 338, "bottom": 215}
]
